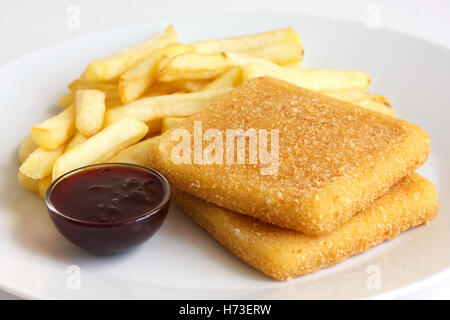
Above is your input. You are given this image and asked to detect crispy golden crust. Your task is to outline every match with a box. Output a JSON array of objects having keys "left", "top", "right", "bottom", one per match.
[
  {"left": 149, "top": 77, "right": 431, "bottom": 235},
  {"left": 172, "top": 173, "right": 438, "bottom": 281}
]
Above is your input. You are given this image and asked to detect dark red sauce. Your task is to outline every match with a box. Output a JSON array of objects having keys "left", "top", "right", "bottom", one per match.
[{"left": 50, "top": 166, "right": 165, "bottom": 223}]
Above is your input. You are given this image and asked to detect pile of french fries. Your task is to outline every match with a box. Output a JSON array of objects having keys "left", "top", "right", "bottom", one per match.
[{"left": 18, "top": 25, "right": 394, "bottom": 198}]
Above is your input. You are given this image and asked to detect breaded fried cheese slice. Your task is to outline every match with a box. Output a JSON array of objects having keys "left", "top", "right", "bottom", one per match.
[
  {"left": 149, "top": 77, "right": 431, "bottom": 235},
  {"left": 173, "top": 173, "right": 438, "bottom": 281}
]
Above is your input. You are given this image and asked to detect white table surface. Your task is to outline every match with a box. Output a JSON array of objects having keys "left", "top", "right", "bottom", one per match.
[{"left": 1, "top": 0, "right": 449, "bottom": 300}]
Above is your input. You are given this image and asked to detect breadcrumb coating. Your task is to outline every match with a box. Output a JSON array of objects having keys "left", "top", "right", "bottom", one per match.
[
  {"left": 149, "top": 77, "right": 430, "bottom": 235},
  {"left": 172, "top": 173, "right": 438, "bottom": 280}
]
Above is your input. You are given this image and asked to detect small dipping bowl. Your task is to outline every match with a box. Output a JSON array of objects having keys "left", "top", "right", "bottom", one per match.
[{"left": 45, "top": 163, "right": 171, "bottom": 255}]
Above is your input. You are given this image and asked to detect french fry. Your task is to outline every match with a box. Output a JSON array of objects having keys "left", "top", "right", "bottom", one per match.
[
  {"left": 160, "top": 43, "right": 195, "bottom": 58},
  {"left": 161, "top": 117, "right": 186, "bottom": 132},
  {"left": 224, "top": 51, "right": 278, "bottom": 67},
  {"left": 31, "top": 104, "right": 76, "bottom": 150},
  {"left": 75, "top": 89, "right": 106, "bottom": 136},
  {"left": 19, "top": 145, "right": 65, "bottom": 179},
  {"left": 142, "top": 118, "right": 163, "bottom": 139},
  {"left": 52, "top": 118, "right": 148, "bottom": 180},
  {"left": 119, "top": 57, "right": 159, "bottom": 103},
  {"left": 107, "top": 137, "right": 157, "bottom": 166},
  {"left": 368, "top": 93, "right": 392, "bottom": 106},
  {"left": 17, "top": 171, "right": 39, "bottom": 193},
  {"left": 82, "top": 25, "right": 177, "bottom": 82},
  {"left": 68, "top": 79, "right": 118, "bottom": 92},
  {"left": 119, "top": 43, "right": 194, "bottom": 103},
  {"left": 143, "top": 81, "right": 179, "bottom": 97},
  {"left": 156, "top": 55, "right": 171, "bottom": 74},
  {"left": 322, "top": 90, "right": 394, "bottom": 116},
  {"left": 59, "top": 90, "right": 121, "bottom": 108},
  {"left": 18, "top": 134, "right": 38, "bottom": 164},
  {"left": 38, "top": 176, "right": 52, "bottom": 199},
  {"left": 106, "top": 103, "right": 124, "bottom": 110},
  {"left": 242, "top": 63, "right": 371, "bottom": 91},
  {"left": 104, "top": 91, "right": 122, "bottom": 107},
  {"left": 203, "top": 66, "right": 242, "bottom": 90},
  {"left": 105, "top": 87, "right": 232, "bottom": 125},
  {"left": 158, "top": 52, "right": 230, "bottom": 81},
  {"left": 193, "top": 27, "right": 301, "bottom": 53},
  {"left": 157, "top": 51, "right": 277, "bottom": 82},
  {"left": 241, "top": 43, "right": 303, "bottom": 65},
  {"left": 58, "top": 92, "right": 74, "bottom": 108},
  {"left": 282, "top": 61, "right": 302, "bottom": 68},
  {"left": 146, "top": 118, "right": 163, "bottom": 135},
  {"left": 65, "top": 132, "right": 88, "bottom": 152},
  {"left": 355, "top": 98, "right": 394, "bottom": 116},
  {"left": 165, "top": 79, "right": 210, "bottom": 92},
  {"left": 322, "top": 90, "right": 372, "bottom": 102}
]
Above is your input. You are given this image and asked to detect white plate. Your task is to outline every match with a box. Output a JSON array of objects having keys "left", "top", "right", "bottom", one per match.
[{"left": 0, "top": 13, "right": 449, "bottom": 300}]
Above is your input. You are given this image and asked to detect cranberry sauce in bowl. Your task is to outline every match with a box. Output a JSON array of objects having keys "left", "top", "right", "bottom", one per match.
[{"left": 45, "top": 163, "right": 171, "bottom": 255}]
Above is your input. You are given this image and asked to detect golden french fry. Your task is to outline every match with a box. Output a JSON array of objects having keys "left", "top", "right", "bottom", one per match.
[
  {"left": 142, "top": 90, "right": 175, "bottom": 98},
  {"left": 193, "top": 27, "right": 301, "bottom": 53},
  {"left": 119, "top": 57, "right": 159, "bottom": 103},
  {"left": 106, "top": 103, "right": 124, "bottom": 110},
  {"left": 159, "top": 43, "right": 195, "bottom": 58},
  {"left": 161, "top": 117, "right": 186, "bottom": 132},
  {"left": 146, "top": 118, "right": 163, "bottom": 134},
  {"left": 107, "top": 137, "right": 157, "bottom": 166},
  {"left": 241, "top": 43, "right": 303, "bottom": 64},
  {"left": 322, "top": 90, "right": 372, "bottom": 102},
  {"left": 18, "top": 171, "right": 39, "bottom": 193},
  {"left": 165, "top": 79, "right": 210, "bottom": 92},
  {"left": 118, "top": 43, "right": 194, "bottom": 103},
  {"left": 242, "top": 63, "right": 371, "bottom": 91},
  {"left": 355, "top": 98, "right": 394, "bottom": 116},
  {"left": 18, "top": 134, "right": 38, "bottom": 164},
  {"left": 104, "top": 91, "right": 122, "bottom": 107},
  {"left": 158, "top": 51, "right": 278, "bottom": 82},
  {"left": 82, "top": 25, "right": 177, "bottom": 82},
  {"left": 322, "top": 90, "right": 394, "bottom": 116},
  {"left": 142, "top": 81, "right": 179, "bottom": 97},
  {"left": 282, "top": 61, "right": 302, "bottom": 68},
  {"left": 156, "top": 55, "right": 171, "bottom": 74},
  {"left": 370, "top": 93, "right": 392, "bottom": 105},
  {"left": 38, "top": 176, "right": 52, "bottom": 199},
  {"left": 52, "top": 118, "right": 148, "bottom": 180},
  {"left": 158, "top": 52, "right": 230, "bottom": 81},
  {"left": 68, "top": 79, "right": 118, "bottom": 92},
  {"left": 19, "top": 145, "right": 65, "bottom": 179},
  {"left": 224, "top": 51, "right": 278, "bottom": 67},
  {"left": 58, "top": 92, "right": 74, "bottom": 108},
  {"left": 142, "top": 118, "right": 163, "bottom": 139},
  {"left": 65, "top": 132, "right": 88, "bottom": 152},
  {"left": 105, "top": 87, "right": 231, "bottom": 125},
  {"left": 75, "top": 89, "right": 106, "bottom": 136},
  {"left": 31, "top": 104, "right": 76, "bottom": 150},
  {"left": 203, "top": 66, "right": 242, "bottom": 90},
  {"left": 59, "top": 90, "right": 121, "bottom": 108}
]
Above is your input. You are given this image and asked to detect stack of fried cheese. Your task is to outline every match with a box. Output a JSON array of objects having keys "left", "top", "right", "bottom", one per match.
[{"left": 147, "top": 77, "right": 439, "bottom": 281}]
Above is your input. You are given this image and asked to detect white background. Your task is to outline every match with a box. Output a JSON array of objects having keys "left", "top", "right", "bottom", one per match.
[{"left": 0, "top": 0, "right": 449, "bottom": 299}]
